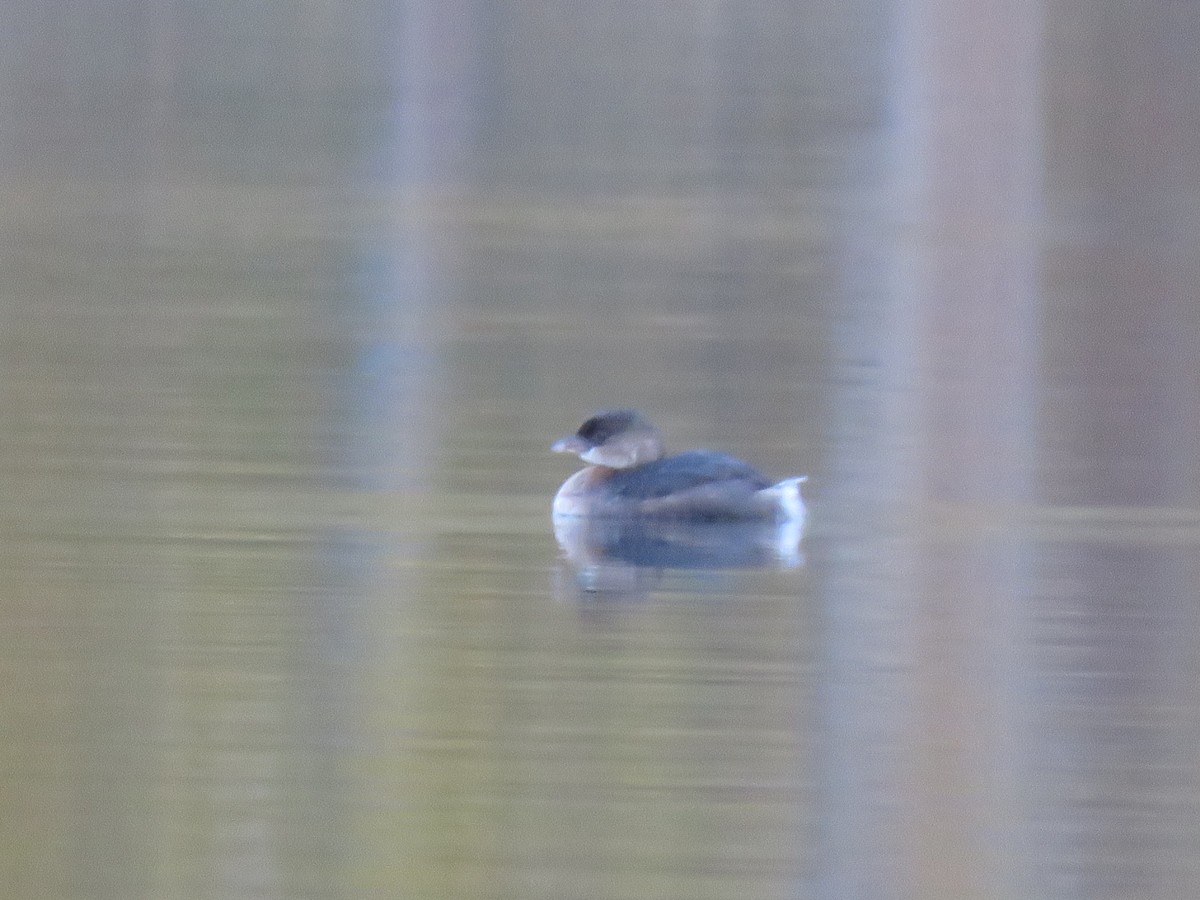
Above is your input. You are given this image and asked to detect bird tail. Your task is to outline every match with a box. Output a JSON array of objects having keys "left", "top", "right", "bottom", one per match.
[{"left": 757, "top": 475, "right": 807, "bottom": 524}]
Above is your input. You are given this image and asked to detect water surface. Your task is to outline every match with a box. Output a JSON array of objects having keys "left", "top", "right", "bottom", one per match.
[{"left": 2, "top": 2, "right": 1199, "bottom": 899}]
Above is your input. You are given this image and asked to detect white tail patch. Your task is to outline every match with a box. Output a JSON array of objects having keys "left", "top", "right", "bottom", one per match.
[{"left": 758, "top": 475, "right": 807, "bottom": 525}]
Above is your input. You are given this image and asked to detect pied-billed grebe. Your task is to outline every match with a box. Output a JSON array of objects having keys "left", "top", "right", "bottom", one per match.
[{"left": 551, "top": 409, "right": 806, "bottom": 523}]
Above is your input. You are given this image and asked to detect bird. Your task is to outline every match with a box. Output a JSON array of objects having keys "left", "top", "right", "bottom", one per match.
[{"left": 551, "top": 409, "right": 806, "bottom": 523}]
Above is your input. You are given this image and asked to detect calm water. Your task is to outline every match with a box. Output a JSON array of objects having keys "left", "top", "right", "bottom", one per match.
[{"left": 3, "top": 2, "right": 1199, "bottom": 899}]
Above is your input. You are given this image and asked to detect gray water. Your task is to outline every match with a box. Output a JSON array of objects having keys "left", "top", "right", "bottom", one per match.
[{"left": 3, "top": 2, "right": 1199, "bottom": 899}]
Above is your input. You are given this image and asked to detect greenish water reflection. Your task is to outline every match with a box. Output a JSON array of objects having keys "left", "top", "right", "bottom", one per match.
[{"left": 4, "top": 2, "right": 1200, "bottom": 900}]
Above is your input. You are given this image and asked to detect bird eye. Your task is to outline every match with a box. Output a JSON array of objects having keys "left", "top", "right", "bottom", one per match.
[{"left": 578, "top": 417, "right": 604, "bottom": 441}]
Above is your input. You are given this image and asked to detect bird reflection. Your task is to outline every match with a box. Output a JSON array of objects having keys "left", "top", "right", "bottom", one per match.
[{"left": 552, "top": 512, "right": 804, "bottom": 598}]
